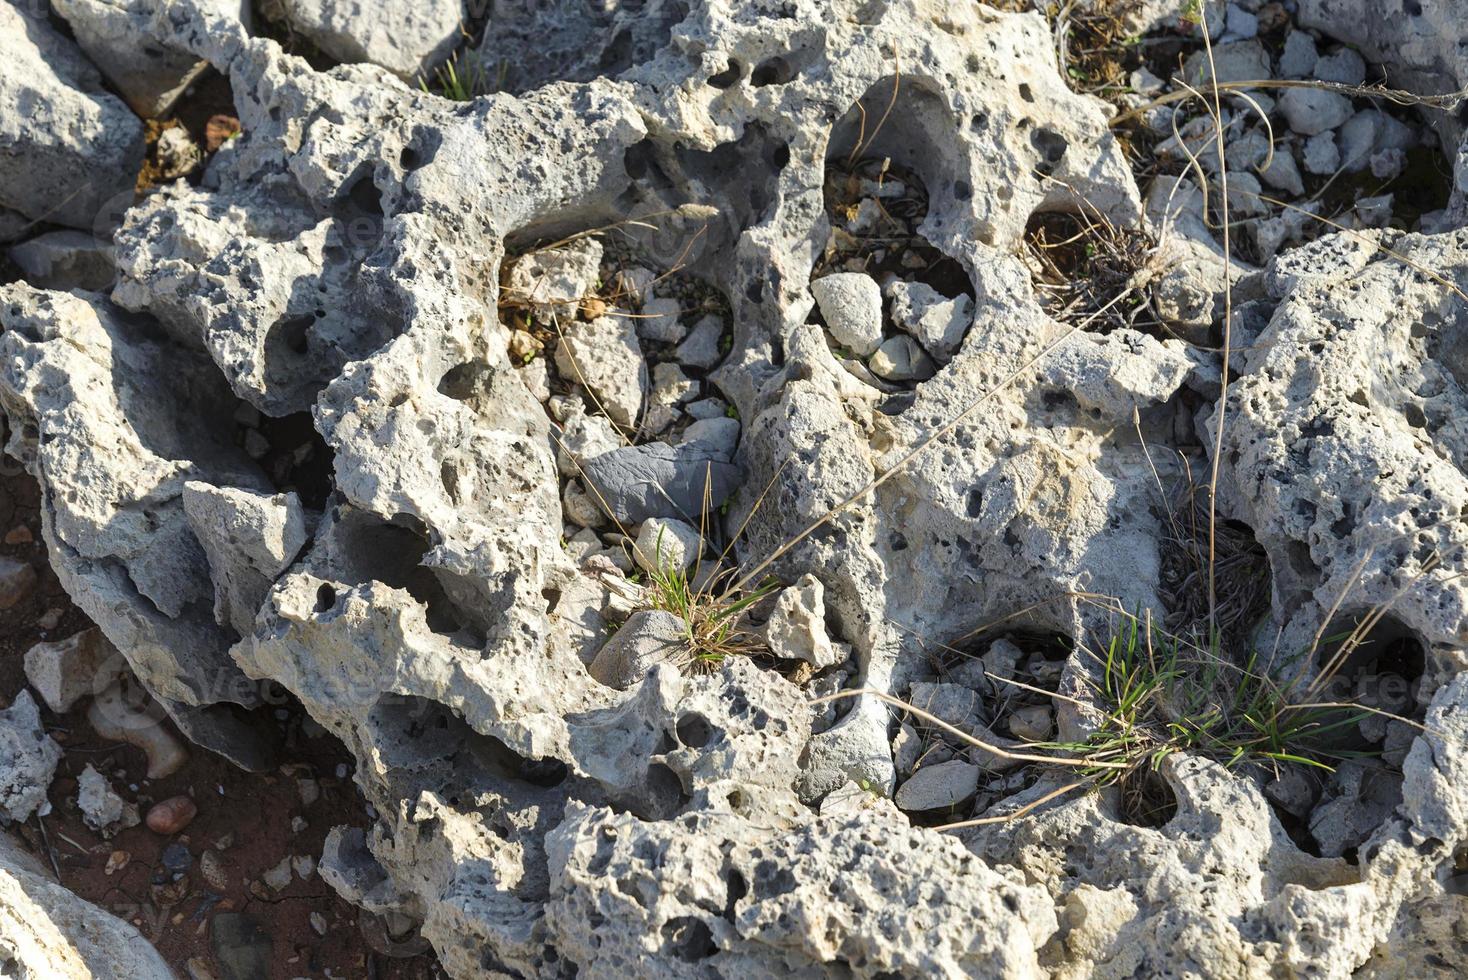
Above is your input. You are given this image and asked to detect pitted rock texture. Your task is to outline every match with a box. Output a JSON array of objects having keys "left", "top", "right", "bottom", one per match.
[{"left": 0, "top": 1, "right": 1466, "bottom": 977}]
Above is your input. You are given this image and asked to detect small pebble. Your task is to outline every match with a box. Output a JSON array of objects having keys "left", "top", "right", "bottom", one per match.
[
  {"left": 145, "top": 795, "right": 198, "bottom": 835},
  {"left": 161, "top": 841, "right": 193, "bottom": 873}
]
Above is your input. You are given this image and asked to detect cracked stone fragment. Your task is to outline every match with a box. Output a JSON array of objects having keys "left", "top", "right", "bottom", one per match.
[
  {"left": 588, "top": 610, "right": 687, "bottom": 689},
  {"left": 0, "top": 692, "right": 61, "bottom": 823},
  {"left": 581, "top": 442, "right": 741, "bottom": 525},
  {"left": 764, "top": 574, "right": 839, "bottom": 668},
  {"left": 811, "top": 272, "right": 884, "bottom": 356},
  {"left": 182, "top": 483, "right": 311, "bottom": 636},
  {"left": 554, "top": 316, "right": 647, "bottom": 428}
]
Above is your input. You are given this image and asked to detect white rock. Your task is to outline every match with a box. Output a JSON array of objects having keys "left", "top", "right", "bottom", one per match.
[
  {"left": 52, "top": 0, "right": 248, "bottom": 118},
  {"left": 508, "top": 240, "right": 604, "bottom": 324},
  {"left": 886, "top": 281, "right": 974, "bottom": 360},
  {"left": 810, "top": 273, "right": 884, "bottom": 356},
  {"left": 633, "top": 518, "right": 702, "bottom": 575},
  {"left": 269, "top": 0, "right": 466, "bottom": 79},
  {"left": 765, "top": 574, "right": 840, "bottom": 668},
  {"left": 77, "top": 764, "right": 138, "bottom": 834},
  {"left": 0, "top": 833, "right": 173, "bottom": 977},
  {"left": 555, "top": 316, "right": 648, "bottom": 428},
  {"left": 0, "top": 3, "right": 143, "bottom": 233},
  {"left": 0, "top": 692, "right": 61, "bottom": 823},
  {"left": 24, "top": 628, "right": 124, "bottom": 714},
  {"left": 894, "top": 760, "right": 980, "bottom": 812},
  {"left": 1278, "top": 88, "right": 1353, "bottom": 136}
]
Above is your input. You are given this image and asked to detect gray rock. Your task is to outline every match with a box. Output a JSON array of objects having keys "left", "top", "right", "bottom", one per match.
[
  {"left": 682, "top": 416, "right": 740, "bottom": 461},
  {"left": 1278, "top": 30, "right": 1319, "bottom": 78},
  {"left": 581, "top": 442, "right": 741, "bottom": 525},
  {"left": 1181, "top": 40, "right": 1271, "bottom": 86},
  {"left": 637, "top": 297, "right": 687, "bottom": 343},
  {"left": 211, "top": 912, "right": 272, "bottom": 980},
  {"left": 1006, "top": 704, "right": 1054, "bottom": 742},
  {"left": 810, "top": 272, "right": 884, "bottom": 356},
  {"left": 0, "top": 691, "right": 61, "bottom": 823},
  {"left": 52, "top": 0, "right": 248, "bottom": 119},
  {"left": 0, "top": 3, "right": 144, "bottom": 233},
  {"left": 24, "top": 628, "right": 123, "bottom": 714},
  {"left": 683, "top": 397, "right": 729, "bottom": 420},
  {"left": 675, "top": 314, "right": 725, "bottom": 369},
  {"left": 1278, "top": 87, "right": 1355, "bottom": 137},
  {"left": 894, "top": 759, "right": 980, "bottom": 812},
  {"left": 869, "top": 334, "right": 936, "bottom": 382},
  {"left": 1314, "top": 47, "right": 1367, "bottom": 86},
  {"left": 1302, "top": 131, "right": 1340, "bottom": 175},
  {"left": 587, "top": 610, "right": 686, "bottom": 689},
  {"left": 1222, "top": 4, "right": 1257, "bottom": 39},
  {"left": 886, "top": 280, "right": 974, "bottom": 360},
  {"left": 7, "top": 230, "right": 115, "bottom": 292},
  {"left": 269, "top": 0, "right": 465, "bottom": 79},
  {"left": 554, "top": 316, "right": 647, "bottom": 429},
  {"left": 1258, "top": 146, "right": 1306, "bottom": 196},
  {"left": 553, "top": 410, "right": 622, "bottom": 478},
  {"left": 182, "top": 482, "right": 310, "bottom": 636}
]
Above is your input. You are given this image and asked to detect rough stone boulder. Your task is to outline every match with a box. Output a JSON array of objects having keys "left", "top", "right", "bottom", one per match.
[
  {"left": 0, "top": 0, "right": 1466, "bottom": 976},
  {"left": 0, "top": 2, "right": 144, "bottom": 239}
]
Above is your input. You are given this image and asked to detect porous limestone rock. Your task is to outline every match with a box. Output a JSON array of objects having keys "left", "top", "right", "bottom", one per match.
[
  {"left": 266, "top": 0, "right": 465, "bottom": 79},
  {"left": 2, "top": 0, "right": 1466, "bottom": 976},
  {"left": 0, "top": 692, "right": 60, "bottom": 823},
  {"left": 764, "top": 574, "right": 840, "bottom": 669},
  {"left": 52, "top": 0, "right": 250, "bottom": 118},
  {"left": 0, "top": 2, "right": 144, "bottom": 235},
  {"left": 76, "top": 764, "right": 138, "bottom": 835},
  {"left": 554, "top": 316, "right": 647, "bottom": 428}
]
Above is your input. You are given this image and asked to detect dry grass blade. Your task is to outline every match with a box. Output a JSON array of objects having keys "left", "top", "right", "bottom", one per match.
[
  {"left": 1112, "top": 78, "right": 1468, "bottom": 127},
  {"left": 810, "top": 688, "right": 1127, "bottom": 770}
]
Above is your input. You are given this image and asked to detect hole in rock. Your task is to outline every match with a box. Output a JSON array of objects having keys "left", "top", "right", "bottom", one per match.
[
  {"left": 661, "top": 917, "right": 718, "bottom": 962},
  {"left": 1155, "top": 487, "right": 1272, "bottom": 652},
  {"left": 750, "top": 55, "right": 794, "bottom": 86},
  {"left": 1115, "top": 766, "right": 1177, "bottom": 828},
  {"left": 707, "top": 59, "right": 742, "bottom": 88},
  {"left": 675, "top": 712, "right": 717, "bottom": 748},
  {"left": 234, "top": 408, "right": 336, "bottom": 511}
]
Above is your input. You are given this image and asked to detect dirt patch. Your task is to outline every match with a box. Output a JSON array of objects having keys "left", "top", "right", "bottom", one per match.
[{"left": 0, "top": 450, "right": 443, "bottom": 979}]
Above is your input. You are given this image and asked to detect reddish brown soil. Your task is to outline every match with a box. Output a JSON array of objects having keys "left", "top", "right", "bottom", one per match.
[{"left": 1, "top": 448, "right": 444, "bottom": 978}]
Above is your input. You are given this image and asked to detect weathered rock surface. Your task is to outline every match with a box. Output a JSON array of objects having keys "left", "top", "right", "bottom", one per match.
[
  {"left": 0, "top": 2, "right": 144, "bottom": 236},
  {"left": 0, "top": 0, "right": 1465, "bottom": 976},
  {"left": 0, "top": 692, "right": 60, "bottom": 823},
  {"left": 266, "top": 0, "right": 464, "bottom": 79}
]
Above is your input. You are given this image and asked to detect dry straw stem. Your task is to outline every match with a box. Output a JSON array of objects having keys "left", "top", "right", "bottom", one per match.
[
  {"left": 809, "top": 687, "right": 1128, "bottom": 770},
  {"left": 1112, "top": 78, "right": 1468, "bottom": 128}
]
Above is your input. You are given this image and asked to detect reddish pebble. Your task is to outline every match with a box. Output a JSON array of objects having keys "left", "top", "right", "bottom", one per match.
[{"left": 145, "top": 795, "right": 198, "bottom": 834}]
